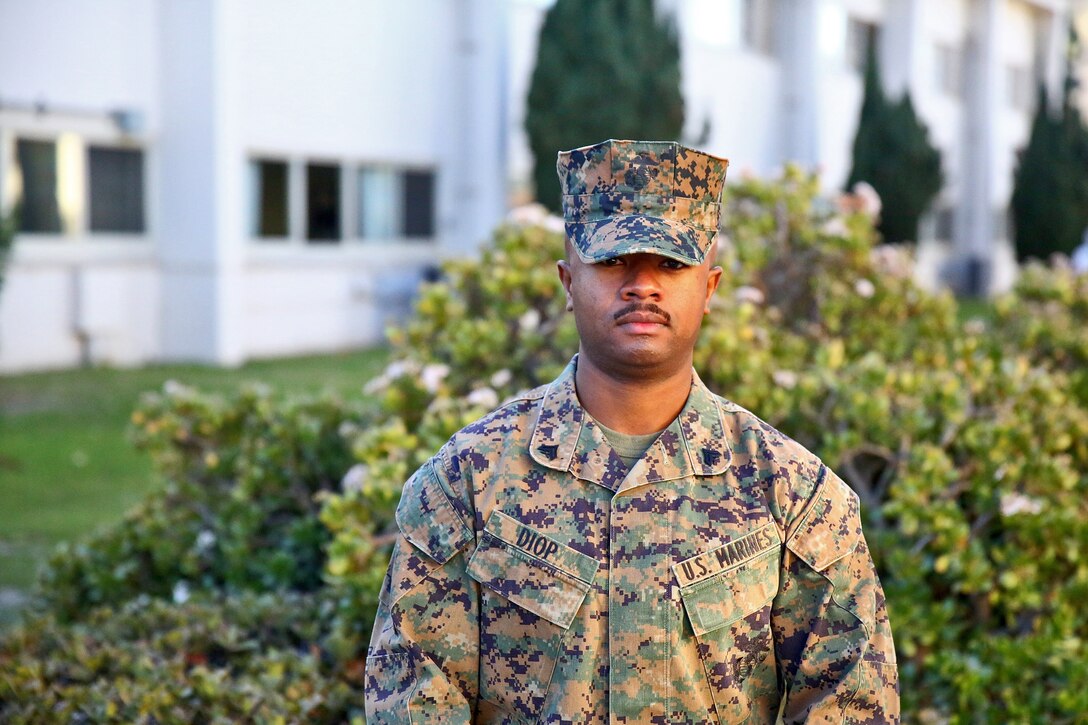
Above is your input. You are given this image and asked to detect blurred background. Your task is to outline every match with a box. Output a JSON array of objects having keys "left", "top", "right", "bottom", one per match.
[
  {"left": 2, "top": 0, "right": 1086, "bottom": 375},
  {"left": 3, "top": 2, "right": 1088, "bottom": 719}
]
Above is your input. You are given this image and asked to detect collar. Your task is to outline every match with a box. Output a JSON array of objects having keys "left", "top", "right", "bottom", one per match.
[{"left": 528, "top": 356, "right": 733, "bottom": 491}]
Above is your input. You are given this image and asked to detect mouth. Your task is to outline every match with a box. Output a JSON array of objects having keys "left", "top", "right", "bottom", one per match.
[{"left": 614, "top": 303, "right": 670, "bottom": 327}]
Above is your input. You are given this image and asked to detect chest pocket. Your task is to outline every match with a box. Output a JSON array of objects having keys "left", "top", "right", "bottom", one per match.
[
  {"left": 467, "top": 510, "right": 599, "bottom": 721},
  {"left": 675, "top": 523, "right": 782, "bottom": 725}
]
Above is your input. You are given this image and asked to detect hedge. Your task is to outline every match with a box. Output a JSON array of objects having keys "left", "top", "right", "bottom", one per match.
[{"left": 2, "top": 168, "right": 1087, "bottom": 722}]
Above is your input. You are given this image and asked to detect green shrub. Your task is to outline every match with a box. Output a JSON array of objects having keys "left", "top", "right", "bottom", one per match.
[
  {"left": 992, "top": 260, "right": 1088, "bottom": 373},
  {"left": 0, "top": 592, "right": 366, "bottom": 723},
  {"left": 338, "top": 170, "right": 1088, "bottom": 720},
  {"left": 37, "top": 383, "right": 370, "bottom": 622},
  {"left": 6, "top": 170, "right": 1088, "bottom": 722}
]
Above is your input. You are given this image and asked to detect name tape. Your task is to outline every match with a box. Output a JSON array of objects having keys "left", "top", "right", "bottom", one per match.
[{"left": 673, "top": 523, "right": 780, "bottom": 587}]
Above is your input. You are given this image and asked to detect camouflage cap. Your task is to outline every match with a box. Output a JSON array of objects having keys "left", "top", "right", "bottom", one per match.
[{"left": 556, "top": 139, "right": 729, "bottom": 266}]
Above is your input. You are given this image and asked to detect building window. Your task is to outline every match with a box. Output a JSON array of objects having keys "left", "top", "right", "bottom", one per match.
[
  {"left": 306, "top": 163, "right": 341, "bottom": 242},
  {"left": 358, "top": 167, "right": 402, "bottom": 239},
  {"left": 15, "top": 139, "right": 62, "bottom": 233},
  {"left": 250, "top": 159, "right": 289, "bottom": 238},
  {"left": 88, "top": 146, "right": 145, "bottom": 233},
  {"left": 403, "top": 170, "right": 436, "bottom": 238},
  {"left": 847, "top": 18, "right": 880, "bottom": 73},
  {"left": 936, "top": 44, "right": 965, "bottom": 98},
  {"left": 358, "top": 166, "right": 436, "bottom": 241},
  {"left": 935, "top": 207, "right": 955, "bottom": 241},
  {"left": 1007, "top": 65, "right": 1034, "bottom": 112}
]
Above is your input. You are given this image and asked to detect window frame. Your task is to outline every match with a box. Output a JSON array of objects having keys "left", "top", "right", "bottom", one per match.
[
  {"left": 935, "top": 43, "right": 967, "bottom": 99},
  {"left": 87, "top": 143, "right": 147, "bottom": 235},
  {"left": 247, "top": 153, "right": 439, "bottom": 249},
  {"left": 249, "top": 157, "right": 292, "bottom": 240},
  {"left": 2, "top": 130, "right": 150, "bottom": 243}
]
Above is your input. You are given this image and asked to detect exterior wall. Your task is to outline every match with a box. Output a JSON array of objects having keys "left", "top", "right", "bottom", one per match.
[
  {"left": 0, "top": 0, "right": 507, "bottom": 372},
  {"left": 2, "top": 0, "right": 1085, "bottom": 372},
  {"left": 677, "top": 7, "right": 783, "bottom": 177},
  {"left": 0, "top": 0, "right": 160, "bottom": 371},
  {"left": 506, "top": 0, "right": 548, "bottom": 205}
]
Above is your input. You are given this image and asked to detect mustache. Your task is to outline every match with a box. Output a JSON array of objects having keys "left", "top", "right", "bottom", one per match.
[{"left": 613, "top": 302, "right": 671, "bottom": 323}]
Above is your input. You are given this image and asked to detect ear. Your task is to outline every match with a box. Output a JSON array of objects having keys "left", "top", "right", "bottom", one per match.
[
  {"left": 557, "top": 259, "right": 575, "bottom": 311},
  {"left": 703, "top": 265, "right": 723, "bottom": 314}
]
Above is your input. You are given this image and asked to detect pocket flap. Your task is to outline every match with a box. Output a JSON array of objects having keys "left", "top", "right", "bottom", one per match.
[
  {"left": 467, "top": 511, "right": 599, "bottom": 629},
  {"left": 785, "top": 471, "right": 861, "bottom": 572},
  {"left": 678, "top": 546, "right": 779, "bottom": 637},
  {"left": 395, "top": 460, "right": 473, "bottom": 565}
]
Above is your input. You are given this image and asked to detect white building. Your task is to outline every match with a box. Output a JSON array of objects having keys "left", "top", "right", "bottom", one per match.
[
  {"left": 1, "top": 0, "right": 1083, "bottom": 372},
  {"left": 0, "top": 0, "right": 506, "bottom": 372},
  {"left": 508, "top": 0, "right": 1082, "bottom": 295}
]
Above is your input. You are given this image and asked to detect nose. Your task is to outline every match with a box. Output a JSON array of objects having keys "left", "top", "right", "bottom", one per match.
[{"left": 620, "top": 257, "right": 663, "bottom": 300}]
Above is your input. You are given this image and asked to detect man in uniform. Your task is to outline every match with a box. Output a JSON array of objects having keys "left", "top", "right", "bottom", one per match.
[{"left": 365, "top": 139, "right": 899, "bottom": 723}]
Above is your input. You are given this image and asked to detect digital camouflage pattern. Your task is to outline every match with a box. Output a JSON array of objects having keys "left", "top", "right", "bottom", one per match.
[
  {"left": 366, "top": 357, "right": 899, "bottom": 724},
  {"left": 558, "top": 139, "right": 729, "bottom": 266}
]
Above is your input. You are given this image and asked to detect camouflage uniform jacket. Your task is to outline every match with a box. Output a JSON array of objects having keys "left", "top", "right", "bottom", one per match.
[{"left": 366, "top": 359, "right": 899, "bottom": 723}]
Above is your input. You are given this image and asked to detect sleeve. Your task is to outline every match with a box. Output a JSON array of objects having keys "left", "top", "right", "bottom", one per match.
[
  {"left": 364, "top": 457, "right": 479, "bottom": 723},
  {"left": 774, "top": 466, "right": 900, "bottom": 724}
]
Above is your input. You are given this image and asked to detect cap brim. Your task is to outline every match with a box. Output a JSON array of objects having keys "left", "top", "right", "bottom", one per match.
[{"left": 566, "top": 214, "right": 712, "bottom": 266}]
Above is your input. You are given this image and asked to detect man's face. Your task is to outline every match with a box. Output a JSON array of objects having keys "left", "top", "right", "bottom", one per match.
[{"left": 557, "top": 244, "right": 722, "bottom": 380}]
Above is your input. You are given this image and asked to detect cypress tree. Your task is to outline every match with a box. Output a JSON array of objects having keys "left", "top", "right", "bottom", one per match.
[
  {"left": 1011, "top": 28, "right": 1088, "bottom": 262},
  {"left": 846, "top": 44, "right": 943, "bottom": 243},
  {"left": 526, "top": 0, "right": 684, "bottom": 211}
]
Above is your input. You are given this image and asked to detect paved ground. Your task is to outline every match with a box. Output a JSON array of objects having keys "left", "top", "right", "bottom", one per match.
[
  {"left": 0, "top": 537, "right": 43, "bottom": 629},
  {"left": 0, "top": 586, "right": 30, "bottom": 628}
]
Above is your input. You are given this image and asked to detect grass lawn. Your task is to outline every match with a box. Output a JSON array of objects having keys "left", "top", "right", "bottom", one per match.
[
  {"left": 0, "top": 347, "right": 389, "bottom": 625},
  {"left": 956, "top": 296, "right": 997, "bottom": 323}
]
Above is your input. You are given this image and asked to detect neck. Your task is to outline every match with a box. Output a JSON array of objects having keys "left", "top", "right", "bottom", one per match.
[{"left": 573, "top": 351, "right": 693, "bottom": 435}]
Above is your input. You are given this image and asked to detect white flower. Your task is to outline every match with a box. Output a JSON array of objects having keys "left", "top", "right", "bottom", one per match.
[
  {"left": 466, "top": 387, "right": 499, "bottom": 409},
  {"left": 542, "top": 215, "right": 566, "bottom": 233},
  {"left": 854, "top": 278, "right": 876, "bottom": 299},
  {"left": 163, "top": 379, "right": 188, "bottom": 396},
  {"left": 420, "top": 363, "right": 451, "bottom": 393},
  {"left": 852, "top": 181, "right": 882, "bottom": 217},
  {"left": 490, "top": 369, "right": 513, "bottom": 388},
  {"left": 363, "top": 375, "right": 390, "bottom": 395},
  {"left": 1000, "top": 492, "right": 1044, "bottom": 517},
  {"left": 341, "top": 464, "right": 369, "bottom": 494},
  {"left": 506, "top": 203, "right": 549, "bottom": 225},
  {"left": 871, "top": 245, "right": 915, "bottom": 279},
  {"left": 384, "top": 360, "right": 418, "bottom": 380},
  {"left": 964, "top": 319, "right": 987, "bottom": 336},
  {"left": 821, "top": 217, "right": 849, "bottom": 237},
  {"left": 772, "top": 370, "right": 799, "bottom": 389},
  {"left": 734, "top": 286, "right": 765, "bottom": 305},
  {"left": 518, "top": 309, "right": 542, "bottom": 333},
  {"left": 507, "top": 203, "right": 565, "bottom": 233},
  {"left": 196, "top": 530, "right": 216, "bottom": 550},
  {"left": 172, "top": 581, "right": 191, "bottom": 605}
]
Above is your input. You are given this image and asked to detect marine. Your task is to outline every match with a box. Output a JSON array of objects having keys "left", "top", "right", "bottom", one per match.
[{"left": 365, "top": 139, "right": 899, "bottom": 723}]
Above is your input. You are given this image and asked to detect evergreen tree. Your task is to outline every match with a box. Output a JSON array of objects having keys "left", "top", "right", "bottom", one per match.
[
  {"left": 526, "top": 0, "right": 684, "bottom": 211},
  {"left": 846, "top": 44, "right": 943, "bottom": 243},
  {"left": 1011, "top": 28, "right": 1088, "bottom": 262}
]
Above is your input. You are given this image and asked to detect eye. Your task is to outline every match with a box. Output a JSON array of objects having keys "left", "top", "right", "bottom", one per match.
[
  {"left": 597, "top": 258, "right": 625, "bottom": 267},
  {"left": 660, "top": 258, "right": 687, "bottom": 270}
]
